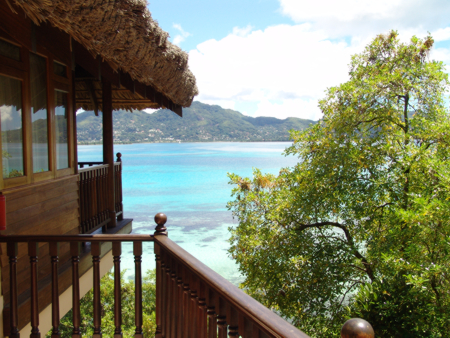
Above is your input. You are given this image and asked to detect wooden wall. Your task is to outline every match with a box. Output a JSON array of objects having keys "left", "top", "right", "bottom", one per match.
[{"left": 0, "top": 175, "right": 80, "bottom": 331}]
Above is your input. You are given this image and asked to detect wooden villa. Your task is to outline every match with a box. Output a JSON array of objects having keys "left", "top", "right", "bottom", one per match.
[{"left": 0, "top": 0, "right": 372, "bottom": 337}]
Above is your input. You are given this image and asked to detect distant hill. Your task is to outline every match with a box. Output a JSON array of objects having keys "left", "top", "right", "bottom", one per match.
[{"left": 76, "top": 101, "right": 317, "bottom": 144}]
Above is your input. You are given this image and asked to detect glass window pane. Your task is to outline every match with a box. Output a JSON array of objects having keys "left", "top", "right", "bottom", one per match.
[
  {"left": 55, "top": 91, "right": 69, "bottom": 169},
  {"left": 0, "top": 39, "right": 20, "bottom": 61},
  {"left": 30, "top": 53, "right": 49, "bottom": 173},
  {"left": 0, "top": 75, "right": 24, "bottom": 178},
  {"left": 53, "top": 61, "right": 67, "bottom": 78}
]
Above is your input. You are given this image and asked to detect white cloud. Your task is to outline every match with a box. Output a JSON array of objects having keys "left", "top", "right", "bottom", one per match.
[
  {"left": 143, "top": 108, "right": 158, "bottom": 114},
  {"left": 190, "top": 24, "right": 362, "bottom": 120},
  {"left": 187, "top": 1, "right": 450, "bottom": 121},
  {"left": 232, "top": 25, "right": 253, "bottom": 37},
  {"left": 432, "top": 27, "right": 450, "bottom": 42},
  {"left": 278, "top": 0, "right": 450, "bottom": 39},
  {"left": 173, "top": 24, "right": 191, "bottom": 46}
]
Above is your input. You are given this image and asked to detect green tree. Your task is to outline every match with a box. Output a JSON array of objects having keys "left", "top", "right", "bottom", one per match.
[
  {"left": 49, "top": 270, "right": 157, "bottom": 337},
  {"left": 228, "top": 31, "right": 450, "bottom": 337}
]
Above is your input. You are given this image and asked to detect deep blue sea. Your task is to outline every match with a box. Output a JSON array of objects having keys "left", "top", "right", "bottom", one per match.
[{"left": 78, "top": 142, "right": 298, "bottom": 284}]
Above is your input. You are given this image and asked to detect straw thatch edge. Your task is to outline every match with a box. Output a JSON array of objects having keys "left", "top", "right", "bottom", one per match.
[{"left": 12, "top": 0, "right": 198, "bottom": 107}]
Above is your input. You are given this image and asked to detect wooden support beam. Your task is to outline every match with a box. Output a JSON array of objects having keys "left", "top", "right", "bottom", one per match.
[
  {"left": 120, "top": 71, "right": 134, "bottom": 94},
  {"left": 101, "top": 61, "right": 120, "bottom": 88},
  {"left": 73, "top": 40, "right": 99, "bottom": 79},
  {"left": 102, "top": 78, "right": 116, "bottom": 228},
  {"left": 84, "top": 79, "right": 99, "bottom": 116},
  {"left": 134, "top": 80, "right": 146, "bottom": 99}
]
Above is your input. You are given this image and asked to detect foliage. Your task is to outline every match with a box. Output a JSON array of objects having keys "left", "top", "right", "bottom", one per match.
[
  {"left": 4, "top": 168, "right": 23, "bottom": 178},
  {"left": 48, "top": 270, "right": 157, "bottom": 337},
  {"left": 228, "top": 31, "right": 450, "bottom": 337},
  {"left": 2, "top": 149, "right": 11, "bottom": 159}
]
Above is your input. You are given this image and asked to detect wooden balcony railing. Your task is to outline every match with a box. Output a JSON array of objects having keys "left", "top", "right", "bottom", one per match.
[
  {"left": 78, "top": 153, "right": 123, "bottom": 233},
  {"left": 79, "top": 164, "right": 110, "bottom": 233},
  {"left": 0, "top": 214, "right": 374, "bottom": 338}
]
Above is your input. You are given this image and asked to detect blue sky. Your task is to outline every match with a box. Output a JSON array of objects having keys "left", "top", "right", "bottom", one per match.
[{"left": 147, "top": 0, "right": 450, "bottom": 120}]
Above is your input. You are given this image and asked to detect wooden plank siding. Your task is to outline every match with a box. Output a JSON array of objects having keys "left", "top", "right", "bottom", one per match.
[{"left": 0, "top": 175, "right": 80, "bottom": 332}]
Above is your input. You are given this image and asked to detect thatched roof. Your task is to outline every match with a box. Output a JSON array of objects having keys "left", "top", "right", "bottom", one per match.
[
  {"left": 75, "top": 78, "right": 162, "bottom": 112},
  {"left": 8, "top": 0, "right": 198, "bottom": 108}
]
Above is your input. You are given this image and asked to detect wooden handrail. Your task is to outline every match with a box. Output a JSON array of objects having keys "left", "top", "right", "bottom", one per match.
[
  {"left": 78, "top": 162, "right": 104, "bottom": 168},
  {"left": 0, "top": 234, "right": 155, "bottom": 243},
  {"left": 154, "top": 235, "right": 310, "bottom": 338},
  {"left": 0, "top": 216, "right": 372, "bottom": 338},
  {"left": 0, "top": 234, "right": 155, "bottom": 337},
  {"left": 78, "top": 163, "right": 109, "bottom": 173}
]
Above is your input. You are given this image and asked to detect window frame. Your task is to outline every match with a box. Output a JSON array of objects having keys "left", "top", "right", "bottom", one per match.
[{"left": 0, "top": 33, "right": 75, "bottom": 190}]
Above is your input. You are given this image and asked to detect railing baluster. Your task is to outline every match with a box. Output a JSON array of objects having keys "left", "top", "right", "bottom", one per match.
[
  {"left": 190, "top": 276, "right": 199, "bottom": 338},
  {"left": 165, "top": 259, "right": 173, "bottom": 338},
  {"left": 113, "top": 242, "right": 123, "bottom": 338},
  {"left": 176, "top": 273, "right": 183, "bottom": 338},
  {"left": 7, "top": 242, "right": 19, "bottom": 338},
  {"left": 198, "top": 282, "right": 207, "bottom": 338},
  {"left": 50, "top": 242, "right": 60, "bottom": 337},
  {"left": 170, "top": 266, "right": 178, "bottom": 338},
  {"left": 206, "top": 288, "right": 217, "bottom": 338},
  {"left": 227, "top": 305, "right": 239, "bottom": 337},
  {"left": 182, "top": 269, "right": 190, "bottom": 337},
  {"left": 217, "top": 297, "right": 228, "bottom": 338},
  {"left": 161, "top": 257, "right": 168, "bottom": 338},
  {"left": 134, "top": 241, "right": 143, "bottom": 338},
  {"left": 154, "top": 243, "right": 163, "bottom": 338},
  {"left": 71, "top": 242, "right": 81, "bottom": 338},
  {"left": 29, "top": 242, "right": 40, "bottom": 338},
  {"left": 92, "top": 242, "right": 102, "bottom": 338}
]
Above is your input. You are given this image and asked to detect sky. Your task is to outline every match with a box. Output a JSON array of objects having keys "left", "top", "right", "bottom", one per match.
[{"left": 147, "top": 0, "right": 450, "bottom": 121}]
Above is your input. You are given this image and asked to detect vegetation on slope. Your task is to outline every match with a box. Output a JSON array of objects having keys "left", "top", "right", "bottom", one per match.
[{"left": 76, "top": 101, "right": 316, "bottom": 144}]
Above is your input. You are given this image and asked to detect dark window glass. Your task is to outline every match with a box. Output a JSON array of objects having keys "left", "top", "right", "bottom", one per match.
[
  {"left": 0, "top": 75, "right": 24, "bottom": 178},
  {"left": 53, "top": 61, "right": 67, "bottom": 78},
  {"left": 30, "top": 53, "right": 49, "bottom": 173},
  {"left": 55, "top": 90, "right": 69, "bottom": 169},
  {"left": 0, "top": 39, "right": 20, "bottom": 61}
]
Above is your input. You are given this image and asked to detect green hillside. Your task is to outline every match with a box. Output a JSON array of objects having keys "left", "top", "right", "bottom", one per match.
[{"left": 76, "top": 101, "right": 316, "bottom": 144}]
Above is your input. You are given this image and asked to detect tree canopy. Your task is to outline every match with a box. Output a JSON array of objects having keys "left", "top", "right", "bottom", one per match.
[{"left": 228, "top": 31, "right": 450, "bottom": 337}]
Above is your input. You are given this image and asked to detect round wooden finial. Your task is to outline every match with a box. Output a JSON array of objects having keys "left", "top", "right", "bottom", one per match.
[
  {"left": 341, "top": 318, "right": 374, "bottom": 338},
  {"left": 116, "top": 152, "right": 122, "bottom": 162},
  {"left": 154, "top": 213, "right": 167, "bottom": 235}
]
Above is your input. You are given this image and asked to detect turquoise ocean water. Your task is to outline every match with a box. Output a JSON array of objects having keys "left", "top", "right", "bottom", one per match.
[{"left": 78, "top": 142, "right": 298, "bottom": 284}]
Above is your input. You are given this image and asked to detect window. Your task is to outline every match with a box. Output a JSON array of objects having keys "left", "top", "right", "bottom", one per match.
[
  {"left": 0, "top": 39, "right": 20, "bottom": 61},
  {"left": 30, "top": 53, "right": 49, "bottom": 173},
  {"left": 0, "top": 75, "right": 24, "bottom": 178},
  {"left": 55, "top": 90, "right": 69, "bottom": 169}
]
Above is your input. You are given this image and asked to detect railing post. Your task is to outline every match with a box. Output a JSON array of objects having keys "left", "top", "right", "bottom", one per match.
[
  {"left": 7, "top": 242, "right": 20, "bottom": 338},
  {"left": 92, "top": 242, "right": 102, "bottom": 338},
  {"left": 113, "top": 242, "right": 123, "bottom": 338},
  {"left": 134, "top": 241, "right": 143, "bottom": 338},
  {"left": 341, "top": 318, "right": 374, "bottom": 338},
  {"left": 115, "top": 153, "right": 123, "bottom": 221},
  {"left": 50, "top": 242, "right": 60, "bottom": 338},
  {"left": 154, "top": 212, "right": 167, "bottom": 338},
  {"left": 71, "top": 242, "right": 82, "bottom": 338},
  {"left": 28, "top": 242, "right": 40, "bottom": 338}
]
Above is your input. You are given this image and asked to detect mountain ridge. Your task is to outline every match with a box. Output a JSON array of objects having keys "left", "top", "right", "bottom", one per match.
[{"left": 77, "top": 101, "right": 317, "bottom": 144}]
